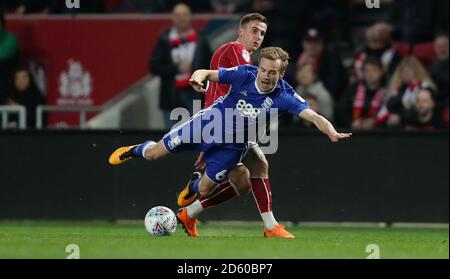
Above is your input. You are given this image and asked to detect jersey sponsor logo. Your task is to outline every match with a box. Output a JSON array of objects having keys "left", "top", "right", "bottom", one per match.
[
  {"left": 242, "top": 50, "right": 251, "bottom": 62},
  {"left": 167, "top": 136, "right": 182, "bottom": 150},
  {"left": 239, "top": 90, "right": 248, "bottom": 96},
  {"left": 236, "top": 99, "right": 261, "bottom": 119}
]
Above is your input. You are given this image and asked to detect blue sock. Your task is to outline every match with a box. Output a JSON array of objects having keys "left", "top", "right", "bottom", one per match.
[
  {"left": 131, "top": 140, "right": 155, "bottom": 158},
  {"left": 190, "top": 177, "right": 201, "bottom": 194}
]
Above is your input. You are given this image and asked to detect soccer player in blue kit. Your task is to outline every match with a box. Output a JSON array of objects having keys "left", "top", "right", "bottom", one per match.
[{"left": 109, "top": 47, "right": 352, "bottom": 237}]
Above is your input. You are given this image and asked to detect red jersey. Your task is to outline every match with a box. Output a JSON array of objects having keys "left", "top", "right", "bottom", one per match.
[{"left": 204, "top": 41, "right": 252, "bottom": 108}]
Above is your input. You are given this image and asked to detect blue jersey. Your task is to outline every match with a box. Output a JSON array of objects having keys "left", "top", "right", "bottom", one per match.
[
  {"left": 217, "top": 64, "right": 308, "bottom": 113},
  {"left": 162, "top": 65, "right": 309, "bottom": 183},
  {"left": 210, "top": 64, "right": 309, "bottom": 136}
]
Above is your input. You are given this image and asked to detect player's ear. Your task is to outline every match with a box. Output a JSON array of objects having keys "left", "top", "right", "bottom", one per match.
[
  {"left": 238, "top": 27, "right": 244, "bottom": 37},
  {"left": 279, "top": 70, "right": 285, "bottom": 78}
]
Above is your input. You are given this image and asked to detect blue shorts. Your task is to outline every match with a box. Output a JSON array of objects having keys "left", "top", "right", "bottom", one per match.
[{"left": 162, "top": 112, "right": 247, "bottom": 184}]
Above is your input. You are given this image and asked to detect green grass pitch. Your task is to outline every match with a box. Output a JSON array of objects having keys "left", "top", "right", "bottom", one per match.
[{"left": 0, "top": 221, "right": 447, "bottom": 259}]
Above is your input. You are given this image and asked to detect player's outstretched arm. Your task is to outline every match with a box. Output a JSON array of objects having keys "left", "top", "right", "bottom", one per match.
[
  {"left": 299, "top": 109, "right": 352, "bottom": 142},
  {"left": 189, "top": 70, "right": 219, "bottom": 92}
]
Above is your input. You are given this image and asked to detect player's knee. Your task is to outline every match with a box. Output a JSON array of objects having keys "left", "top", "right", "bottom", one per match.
[
  {"left": 259, "top": 157, "right": 269, "bottom": 174},
  {"left": 229, "top": 166, "right": 251, "bottom": 195},
  {"left": 248, "top": 158, "right": 269, "bottom": 178},
  {"left": 198, "top": 184, "right": 214, "bottom": 198},
  {"left": 234, "top": 179, "right": 251, "bottom": 195},
  {"left": 229, "top": 177, "right": 251, "bottom": 195},
  {"left": 198, "top": 179, "right": 216, "bottom": 198},
  {"left": 198, "top": 188, "right": 209, "bottom": 198}
]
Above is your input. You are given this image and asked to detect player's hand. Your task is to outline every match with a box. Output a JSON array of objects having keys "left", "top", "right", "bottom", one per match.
[
  {"left": 194, "top": 152, "right": 206, "bottom": 171},
  {"left": 328, "top": 132, "right": 352, "bottom": 142},
  {"left": 189, "top": 78, "right": 206, "bottom": 93},
  {"left": 189, "top": 70, "right": 208, "bottom": 93}
]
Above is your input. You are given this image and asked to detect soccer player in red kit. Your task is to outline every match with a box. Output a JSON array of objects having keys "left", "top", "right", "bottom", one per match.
[{"left": 176, "top": 13, "right": 294, "bottom": 238}]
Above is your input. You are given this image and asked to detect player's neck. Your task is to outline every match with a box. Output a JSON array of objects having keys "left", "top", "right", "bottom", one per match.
[{"left": 235, "top": 39, "right": 251, "bottom": 53}]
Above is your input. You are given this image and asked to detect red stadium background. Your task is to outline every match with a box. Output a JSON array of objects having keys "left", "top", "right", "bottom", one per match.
[{"left": 7, "top": 17, "right": 209, "bottom": 127}]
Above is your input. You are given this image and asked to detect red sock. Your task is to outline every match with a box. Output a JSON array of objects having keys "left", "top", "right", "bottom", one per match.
[
  {"left": 250, "top": 177, "right": 272, "bottom": 213},
  {"left": 199, "top": 180, "right": 239, "bottom": 209}
]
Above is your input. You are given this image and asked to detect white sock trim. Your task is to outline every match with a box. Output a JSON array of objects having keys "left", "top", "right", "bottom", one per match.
[
  {"left": 141, "top": 141, "right": 156, "bottom": 158},
  {"left": 186, "top": 200, "right": 204, "bottom": 218},
  {"left": 261, "top": 212, "right": 278, "bottom": 230}
]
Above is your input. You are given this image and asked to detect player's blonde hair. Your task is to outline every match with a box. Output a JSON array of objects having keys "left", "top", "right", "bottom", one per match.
[{"left": 258, "top": 47, "right": 290, "bottom": 72}]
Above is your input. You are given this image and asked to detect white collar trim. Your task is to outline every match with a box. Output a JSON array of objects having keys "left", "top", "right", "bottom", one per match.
[{"left": 254, "top": 79, "right": 276, "bottom": 95}]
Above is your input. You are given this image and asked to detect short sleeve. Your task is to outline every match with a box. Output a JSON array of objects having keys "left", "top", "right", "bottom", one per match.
[
  {"left": 279, "top": 89, "right": 310, "bottom": 116},
  {"left": 218, "top": 65, "right": 248, "bottom": 87}
]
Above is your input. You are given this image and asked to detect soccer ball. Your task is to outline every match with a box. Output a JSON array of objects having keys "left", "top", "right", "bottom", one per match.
[{"left": 144, "top": 206, "right": 178, "bottom": 236}]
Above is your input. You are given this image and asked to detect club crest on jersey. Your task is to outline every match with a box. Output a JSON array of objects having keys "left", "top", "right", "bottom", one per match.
[
  {"left": 261, "top": 97, "right": 273, "bottom": 111},
  {"left": 242, "top": 50, "right": 251, "bottom": 62}
]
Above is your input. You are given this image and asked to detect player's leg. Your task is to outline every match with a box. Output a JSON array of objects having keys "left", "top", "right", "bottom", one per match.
[
  {"left": 108, "top": 140, "right": 161, "bottom": 165},
  {"left": 177, "top": 150, "right": 252, "bottom": 232},
  {"left": 142, "top": 141, "right": 170, "bottom": 160},
  {"left": 242, "top": 144, "right": 278, "bottom": 230},
  {"left": 177, "top": 164, "right": 250, "bottom": 207},
  {"left": 180, "top": 164, "right": 251, "bottom": 222},
  {"left": 177, "top": 147, "right": 244, "bottom": 237},
  {"left": 176, "top": 166, "right": 250, "bottom": 238},
  {"left": 177, "top": 172, "right": 218, "bottom": 237},
  {"left": 228, "top": 165, "right": 252, "bottom": 195},
  {"left": 109, "top": 111, "right": 200, "bottom": 166},
  {"left": 197, "top": 165, "right": 251, "bottom": 209},
  {"left": 196, "top": 173, "right": 218, "bottom": 198},
  {"left": 243, "top": 144, "right": 295, "bottom": 238}
]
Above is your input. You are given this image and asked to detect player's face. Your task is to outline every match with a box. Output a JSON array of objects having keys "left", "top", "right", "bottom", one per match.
[
  {"left": 239, "top": 21, "right": 267, "bottom": 52},
  {"left": 257, "top": 58, "right": 284, "bottom": 92}
]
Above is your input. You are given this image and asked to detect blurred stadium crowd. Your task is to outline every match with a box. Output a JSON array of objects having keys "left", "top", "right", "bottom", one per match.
[{"left": 0, "top": 0, "right": 448, "bottom": 131}]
